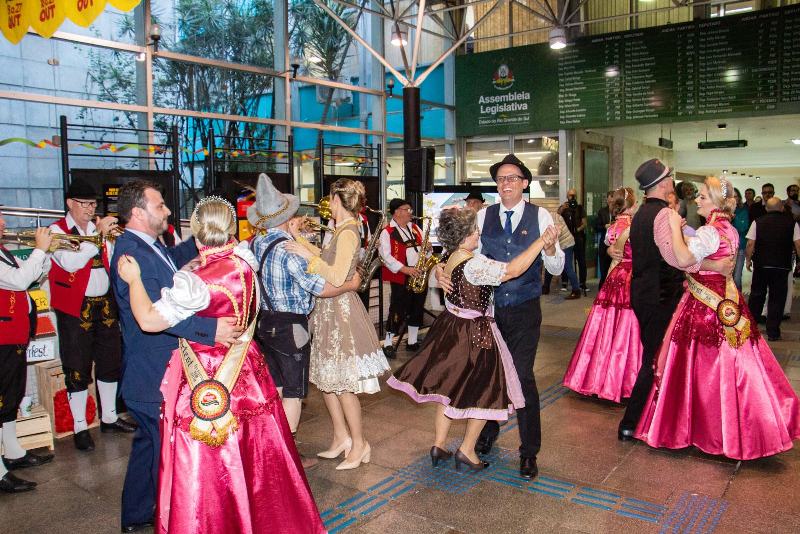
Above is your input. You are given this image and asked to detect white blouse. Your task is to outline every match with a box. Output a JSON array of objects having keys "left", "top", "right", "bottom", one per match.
[
  {"left": 463, "top": 254, "right": 507, "bottom": 287},
  {"left": 687, "top": 225, "right": 721, "bottom": 263},
  {"left": 153, "top": 245, "right": 257, "bottom": 327}
]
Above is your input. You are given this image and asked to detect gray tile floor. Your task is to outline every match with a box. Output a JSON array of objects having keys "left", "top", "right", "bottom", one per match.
[{"left": 4, "top": 282, "right": 800, "bottom": 533}]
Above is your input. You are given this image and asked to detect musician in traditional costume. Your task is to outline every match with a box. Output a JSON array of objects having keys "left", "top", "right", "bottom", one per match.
[
  {"left": 116, "top": 197, "right": 325, "bottom": 534},
  {"left": 285, "top": 178, "right": 389, "bottom": 471},
  {"left": 563, "top": 187, "right": 643, "bottom": 402},
  {"left": 0, "top": 212, "right": 53, "bottom": 493},
  {"left": 49, "top": 179, "right": 135, "bottom": 452},
  {"left": 379, "top": 198, "right": 426, "bottom": 357},
  {"left": 388, "top": 207, "right": 556, "bottom": 471},
  {"left": 635, "top": 176, "right": 800, "bottom": 460}
]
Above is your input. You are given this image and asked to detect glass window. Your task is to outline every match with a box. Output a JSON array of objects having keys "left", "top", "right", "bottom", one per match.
[{"left": 464, "top": 138, "right": 510, "bottom": 184}]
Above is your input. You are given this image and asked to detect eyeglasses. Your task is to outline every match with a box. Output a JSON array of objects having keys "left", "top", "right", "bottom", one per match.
[
  {"left": 73, "top": 200, "right": 98, "bottom": 209},
  {"left": 496, "top": 175, "right": 523, "bottom": 184},
  {"left": 398, "top": 207, "right": 413, "bottom": 213}
]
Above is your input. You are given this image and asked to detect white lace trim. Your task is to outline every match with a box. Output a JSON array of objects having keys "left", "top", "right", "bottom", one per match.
[
  {"left": 311, "top": 349, "right": 390, "bottom": 394},
  {"left": 463, "top": 253, "right": 507, "bottom": 287}
]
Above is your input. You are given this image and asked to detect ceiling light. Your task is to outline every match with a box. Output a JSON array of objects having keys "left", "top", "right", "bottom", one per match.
[
  {"left": 391, "top": 29, "right": 408, "bottom": 47},
  {"left": 466, "top": 159, "right": 491, "bottom": 163},
  {"left": 605, "top": 65, "right": 619, "bottom": 77},
  {"left": 792, "top": 139, "right": 800, "bottom": 145},
  {"left": 527, "top": 139, "right": 535, "bottom": 144},
  {"left": 549, "top": 27, "right": 566, "bottom": 50}
]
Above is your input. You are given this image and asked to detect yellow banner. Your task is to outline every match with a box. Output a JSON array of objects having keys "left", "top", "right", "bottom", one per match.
[
  {"left": 28, "top": 0, "right": 64, "bottom": 38},
  {"left": 64, "top": 0, "right": 105, "bottom": 27},
  {"left": 2, "top": 0, "right": 29, "bottom": 44},
  {"left": 107, "top": 0, "right": 139, "bottom": 11}
]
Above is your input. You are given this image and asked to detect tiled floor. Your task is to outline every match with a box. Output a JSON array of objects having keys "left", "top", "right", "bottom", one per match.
[{"left": 3, "top": 282, "right": 800, "bottom": 533}]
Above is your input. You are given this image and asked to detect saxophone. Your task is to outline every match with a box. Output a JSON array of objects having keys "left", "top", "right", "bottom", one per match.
[
  {"left": 356, "top": 206, "right": 387, "bottom": 293},
  {"left": 406, "top": 216, "right": 441, "bottom": 294}
]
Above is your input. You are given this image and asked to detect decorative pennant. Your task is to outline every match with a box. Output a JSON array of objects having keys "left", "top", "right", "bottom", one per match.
[
  {"left": 64, "top": 0, "right": 106, "bottom": 28},
  {"left": 2, "top": 0, "right": 29, "bottom": 44},
  {"left": 28, "top": 0, "right": 65, "bottom": 38}
]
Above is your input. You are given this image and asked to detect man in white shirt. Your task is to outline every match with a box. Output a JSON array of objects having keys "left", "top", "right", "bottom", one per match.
[
  {"left": 438, "top": 154, "right": 562, "bottom": 479},
  {"left": 0, "top": 210, "right": 53, "bottom": 493},
  {"left": 378, "top": 199, "right": 425, "bottom": 357},
  {"left": 49, "top": 179, "right": 136, "bottom": 452}
]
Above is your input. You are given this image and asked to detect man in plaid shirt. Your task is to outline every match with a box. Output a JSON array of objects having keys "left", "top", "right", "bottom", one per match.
[{"left": 247, "top": 174, "right": 360, "bottom": 469}]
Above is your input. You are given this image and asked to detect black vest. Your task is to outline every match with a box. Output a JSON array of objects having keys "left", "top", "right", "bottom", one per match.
[
  {"left": 630, "top": 198, "right": 684, "bottom": 312},
  {"left": 753, "top": 212, "right": 795, "bottom": 270}
]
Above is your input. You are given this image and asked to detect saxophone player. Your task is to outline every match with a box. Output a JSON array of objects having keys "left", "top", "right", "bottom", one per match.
[{"left": 379, "top": 198, "right": 426, "bottom": 358}]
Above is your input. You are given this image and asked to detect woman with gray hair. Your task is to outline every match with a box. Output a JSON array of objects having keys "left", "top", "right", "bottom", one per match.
[{"left": 388, "top": 207, "right": 557, "bottom": 471}]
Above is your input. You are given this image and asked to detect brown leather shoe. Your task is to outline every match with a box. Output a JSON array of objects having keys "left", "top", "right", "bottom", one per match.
[{"left": 564, "top": 290, "right": 581, "bottom": 300}]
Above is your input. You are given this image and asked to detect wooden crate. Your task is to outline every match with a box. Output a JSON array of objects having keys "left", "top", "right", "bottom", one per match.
[
  {"left": 35, "top": 359, "right": 99, "bottom": 439},
  {"left": 15, "top": 406, "right": 54, "bottom": 451}
]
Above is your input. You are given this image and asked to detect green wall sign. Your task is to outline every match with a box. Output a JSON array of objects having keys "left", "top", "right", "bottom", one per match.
[{"left": 456, "top": 5, "right": 800, "bottom": 136}]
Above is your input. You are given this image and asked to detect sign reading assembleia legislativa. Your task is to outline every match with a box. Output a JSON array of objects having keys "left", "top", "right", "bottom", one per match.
[{"left": 456, "top": 4, "right": 800, "bottom": 137}]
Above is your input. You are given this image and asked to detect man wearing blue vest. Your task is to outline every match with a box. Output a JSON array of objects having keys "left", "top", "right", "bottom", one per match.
[{"left": 441, "top": 154, "right": 564, "bottom": 479}]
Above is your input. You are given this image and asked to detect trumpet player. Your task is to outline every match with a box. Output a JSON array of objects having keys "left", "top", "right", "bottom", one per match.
[
  {"left": 49, "top": 179, "right": 135, "bottom": 452},
  {"left": 379, "top": 198, "right": 427, "bottom": 358},
  {"left": 0, "top": 208, "right": 54, "bottom": 493}
]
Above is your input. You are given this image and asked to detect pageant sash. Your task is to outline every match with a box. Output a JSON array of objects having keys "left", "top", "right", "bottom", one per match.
[{"left": 686, "top": 275, "right": 750, "bottom": 348}]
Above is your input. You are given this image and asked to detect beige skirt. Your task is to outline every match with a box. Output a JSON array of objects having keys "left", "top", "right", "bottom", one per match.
[{"left": 309, "top": 291, "right": 389, "bottom": 394}]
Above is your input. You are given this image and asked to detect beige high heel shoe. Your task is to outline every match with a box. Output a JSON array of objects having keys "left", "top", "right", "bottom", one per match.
[
  {"left": 335, "top": 442, "right": 371, "bottom": 471},
  {"left": 317, "top": 437, "right": 353, "bottom": 459}
]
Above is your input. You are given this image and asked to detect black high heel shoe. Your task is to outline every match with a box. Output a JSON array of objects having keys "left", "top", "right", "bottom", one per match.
[
  {"left": 430, "top": 446, "right": 453, "bottom": 467},
  {"left": 454, "top": 449, "right": 489, "bottom": 471}
]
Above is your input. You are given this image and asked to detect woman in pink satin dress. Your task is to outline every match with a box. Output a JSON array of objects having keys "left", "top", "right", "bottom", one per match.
[
  {"left": 117, "top": 198, "right": 325, "bottom": 534},
  {"left": 635, "top": 177, "right": 800, "bottom": 460},
  {"left": 563, "top": 187, "right": 643, "bottom": 403}
]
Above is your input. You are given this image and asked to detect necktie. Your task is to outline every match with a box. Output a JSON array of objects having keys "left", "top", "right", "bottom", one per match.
[
  {"left": 153, "top": 240, "right": 177, "bottom": 272},
  {"left": 504, "top": 210, "right": 514, "bottom": 237}
]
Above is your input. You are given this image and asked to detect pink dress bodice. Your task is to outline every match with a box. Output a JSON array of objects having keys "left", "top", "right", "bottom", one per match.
[{"left": 606, "top": 215, "right": 632, "bottom": 262}]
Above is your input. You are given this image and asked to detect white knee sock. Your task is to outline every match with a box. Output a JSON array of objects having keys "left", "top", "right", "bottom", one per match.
[
  {"left": 384, "top": 333, "right": 393, "bottom": 347},
  {"left": 2, "top": 422, "right": 26, "bottom": 460},
  {"left": 68, "top": 390, "right": 89, "bottom": 433},
  {"left": 0, "top": 459, "right": 7, "bottom": 478},
  {"left": 97, "top": 380, "right": 119, "bottom": 424},
  {"left": 408, "top": 326, "right": 419, "bottom": 345}
]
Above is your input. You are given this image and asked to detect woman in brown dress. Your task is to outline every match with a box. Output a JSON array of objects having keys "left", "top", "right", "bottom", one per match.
[
  {"left": 285, "top": 179, "right": 389, "bottom": 471},
  {"left": 387, "top": 207, "right": 557, "bottom": 470}
]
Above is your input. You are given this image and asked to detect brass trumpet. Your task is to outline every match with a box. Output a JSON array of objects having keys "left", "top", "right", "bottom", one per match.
[
  {"left": 0, "top": 227, "right": 123, "bottom": 253},
  {"left": 299, "top": 198, "right": 334, "bottom": 233}
]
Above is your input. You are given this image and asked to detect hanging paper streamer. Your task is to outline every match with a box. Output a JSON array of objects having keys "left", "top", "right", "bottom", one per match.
[
  {"left": 2, "top": 0, "right": 29, "bottom": 44},
  {"left": 65, "top": 0, "right": 107, "bottom": 28},
  {"left": 27, "top": 0, "right": 66, "bottom": 38}
]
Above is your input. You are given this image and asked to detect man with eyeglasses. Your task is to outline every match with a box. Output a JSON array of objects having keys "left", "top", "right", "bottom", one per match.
[
  {"left": 49, "top": 178, "right": 136, "bottom": 452},
  {"left": 749, "top": 183, "right": 775, "bottom": 223},
  {"left": 379, "top": 198, "right": 425, "bottom": 358},
  {"left": 439, "top": 153, "right": 563, "bottom": 479}
]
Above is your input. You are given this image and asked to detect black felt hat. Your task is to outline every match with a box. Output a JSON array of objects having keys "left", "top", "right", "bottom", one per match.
[
  {"left": 635, "top": 159, "right": 672, "bottom": 191},
  {"left": 388, "top": 198, "right": 411, "bottom": 214},
  {"left": 66, "top": 178, "right": 99, "bottom": 200},
  {"left": 465, "top": 190, "right": 484, "bottom": 202},
  {"left": 489, "top": 154, "right": 532, "bottom": 183}
]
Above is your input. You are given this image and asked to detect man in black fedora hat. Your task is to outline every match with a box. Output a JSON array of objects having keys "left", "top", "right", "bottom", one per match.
[
  {"left": 464, "top": 190, "right": 485, "bottom": 212},
  {"left": 438, "top": 153, "right": 561, "bottom": 479},
  {"left": 49, "top": 178, "right": 136, "bottom": 452},
  {"left": 617, "top": 159, "right": 733, "bottom": 441}
]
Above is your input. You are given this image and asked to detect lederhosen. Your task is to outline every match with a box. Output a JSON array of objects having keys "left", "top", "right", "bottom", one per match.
[
  {"left": 0, "top": 248, "right": 37, "bottom": 424},
  {"left": 50, "top": 222, "right": 121, "bottom": 392},
  {"left": 383, "top": 225, "right": 425, "bottom": 333},
  {"left": 253, "top": 237, "right": 312, "bottom": 399}
]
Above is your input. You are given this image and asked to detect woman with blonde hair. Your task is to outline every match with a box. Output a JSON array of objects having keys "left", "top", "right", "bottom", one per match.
[
  {"left": 563, "top": 187, "right": 643, "bottom": 403},
  {"left": 116, "top": 197, "right": 325, "bottom": 533},
  {"left": 285, "top": 178, "right": 389, "bottom": 470},
  {"left": 635, "top": 177, "right": 800, "bottom": 460}
]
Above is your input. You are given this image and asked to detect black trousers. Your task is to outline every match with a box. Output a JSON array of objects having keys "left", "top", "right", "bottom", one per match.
[
  {"left": 748, "top": 267, "right": 789, "bottom": 339},
  {"left": 258, "top": 312, "right": 312, "bottom": 399},
  {"left": 56, "top": 294, "right": 122, "bottom": 392},
  {"left": 598, "top": 244, "right": 612, "bottom": 288},
  {"left": 479, "top": 298, "right": 542, "bottom": 459},
  {"left": 0, "top": 344, "right": 28, "bottom": 424},
  {"left": 619, "top": 302, "right": 676, "bottom": 430},
  {"left": 386, "top": 282, "right": 425, "bottom": 333},
  {"left": 574, "top": 235, "right": 587, "bottom": 287}
]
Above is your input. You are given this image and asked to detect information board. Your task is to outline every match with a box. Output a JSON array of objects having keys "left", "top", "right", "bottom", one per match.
[{"left": 455, "top": 5, "right": 800, "bottom": 136}]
